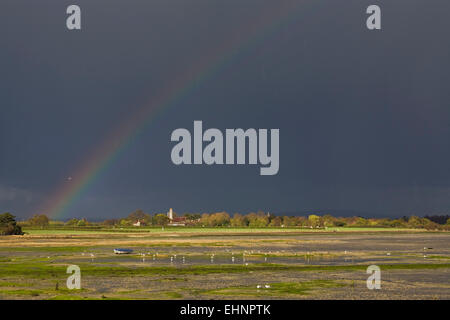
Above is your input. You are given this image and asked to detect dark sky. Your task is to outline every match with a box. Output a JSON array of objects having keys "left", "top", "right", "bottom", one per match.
[{"left": 1, "top": 0, "right": 449, "bottom": 219}]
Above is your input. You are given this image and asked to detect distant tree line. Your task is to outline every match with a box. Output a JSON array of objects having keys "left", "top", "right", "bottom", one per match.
[
  {"left": 424, "top": 215, "right": 450, "bottom": 225},
  {"left": 7, "top": 211, "right": 450, "bottom": 231},
  {"left": 95, "top": 210, "right": 450, "bottom": 230},
  {"left": 196, "top": 212, "right": 450, "bottom": 230}
]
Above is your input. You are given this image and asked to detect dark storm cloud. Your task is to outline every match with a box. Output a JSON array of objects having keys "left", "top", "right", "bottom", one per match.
[{"left": 1, "top": 0, "right": 449, "bottom": 218}]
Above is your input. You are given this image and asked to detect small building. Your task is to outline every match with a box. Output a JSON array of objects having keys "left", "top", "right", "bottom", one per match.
[
  {"left": 169, "top": 217, "right": 187, "bottom": 226},
  {"left": 133, "top": 220, "right": 142, "bottom": 227},
  {"left": 167, "top": 208, "right": 174, "bottom": 221},
  {"left": 167, "top": 208, "right": 187, "bottom": 226}
]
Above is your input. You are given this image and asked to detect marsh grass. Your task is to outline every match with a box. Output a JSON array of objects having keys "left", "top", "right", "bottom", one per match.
[
  {"left": 0, "top": 246, "right": 88, "bottom": 253},
  {"left": 1, "top": 261, "right": 449, "bottom": 279},
  {"left": 0, "top": 281, "right": 90, "bottom": 300},
  {"left": 0, "top": 289, "right": 42, "bottom": 297},
  {"left": 0, "top": 281, "right": 30, "bottom": 288},
  {"left": 427, "top": 255, "right": 450, "bottom": 260},
  {"left": 47, "top": 295, "right": 119, "bottom": 300},
  {"left": 165, "top": 291, "right": 183, "bottom": 299},
  {"left": 1, "top": 229, "right": 448, "bottom": 300},
  {"left": 204, "top": 280, "right": 346, "bottom": 297}
]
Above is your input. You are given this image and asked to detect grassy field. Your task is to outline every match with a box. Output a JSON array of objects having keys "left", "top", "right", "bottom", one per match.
[{"left": 0, "top": 227, "right": 449, "bottom": 300}]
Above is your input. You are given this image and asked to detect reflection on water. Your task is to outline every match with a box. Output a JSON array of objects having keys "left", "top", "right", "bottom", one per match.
[{"left": 51, "top": 248, "right": 424, "bottom": 267}]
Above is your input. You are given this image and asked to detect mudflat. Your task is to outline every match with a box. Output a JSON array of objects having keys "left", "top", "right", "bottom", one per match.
[{"left": 0, "top": 228, "right": 449, "bottom": 299}]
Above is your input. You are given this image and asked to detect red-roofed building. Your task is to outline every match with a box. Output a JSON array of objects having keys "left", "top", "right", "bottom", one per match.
[{"left": 167, "top": 208, "right": 187, "bottom": 226}]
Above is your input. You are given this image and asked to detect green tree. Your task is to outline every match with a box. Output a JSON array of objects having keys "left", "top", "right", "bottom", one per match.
[
  {"left": 334, "top": 219, "right": 346, "bottom": 227},
  {"left": 103, "top": 219, "right": 119, "bottom": 226},
  {"left": 308, "top": 214, "right": 321, "bottom": 228},
  {"left": 422, "top": 218, "right": 439, "bottom": 230},
  {"left": 200, "top": 213, "right": 210, "bottom": 226},
  {"left": 153, "top": 214, "right": 169, "bottom": 226},
  {"left": 322, "top": 214, "right": 336, "bottom": 227},
  {"left": 119, "top": 219, "right": 132, "bottom": 227},
  {"left": 65, "top": 218, "right": 78, "bottom": 226},
  {"left": 282, "top": 216, "right": 296, "bottom": 227},
  {"left": 127, "top": 209, "right": 150, "bottom": 224},
  {"left": 269, "top": 216, "right": 282, "bottom": 227},
  {"left": 407, "top": 216, "right": 424, "bottom": 228},
  {"left": 0, "top": 213, "right": 23, "bottom": 235},
  {"left": 184, "top": 213, "right": 201, "bottom": 221},
  {"left": 389, "top": 219, "right": 407, "bottom": 228},
  {"left": 230, "top": 213, "right": 248, "bottom": 227},
  {"left": 294, "top": 216, "right": 307, "bottom": 227},
  {"left": 28, "top": 214, "right": 50, "bottom": 228},
  {"left": 247, "top": 212, "right": 269, "bottom": 227},
  {"left": 77, "top": 219, "right": 88, "bottom": 227},
  {"left": 207, "top": 212, "right": 231, "bottom": 227},
  {"left": 354, "top": 217, "right": 369, "bottom": 227}
]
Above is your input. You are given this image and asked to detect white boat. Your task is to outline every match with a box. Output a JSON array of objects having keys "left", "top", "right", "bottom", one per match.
[{"left": 114, "top": 248, "right": 133, "bottom": 254}]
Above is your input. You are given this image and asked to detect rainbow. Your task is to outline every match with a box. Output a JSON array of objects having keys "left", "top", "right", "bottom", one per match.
[{"left": 38, "top": 1, "right": 307, "bottom": 219}]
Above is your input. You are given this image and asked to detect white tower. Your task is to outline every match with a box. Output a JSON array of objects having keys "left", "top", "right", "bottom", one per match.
[{"left": 167, "top": 208, "right": 174, "bottom": 221}]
